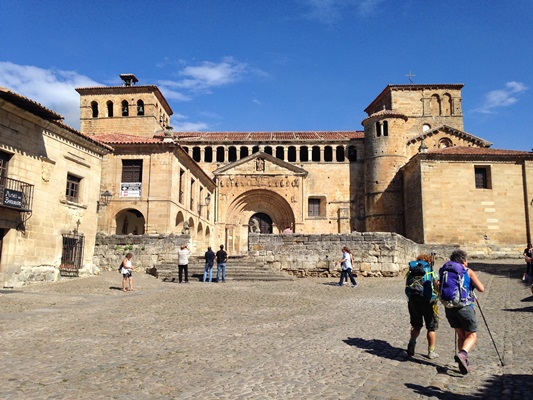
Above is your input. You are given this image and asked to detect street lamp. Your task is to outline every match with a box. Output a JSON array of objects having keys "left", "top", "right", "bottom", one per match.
[
  {"left": 197, "top": 193, "right": 211, "bottom": 214},
  {"left": 97, "top": 190, "right": 112, "bottom": 213}
]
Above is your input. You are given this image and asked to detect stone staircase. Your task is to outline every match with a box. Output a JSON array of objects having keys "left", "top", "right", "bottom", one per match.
[{"left": 155, "top": 255, "right": 294, "bottom": 282}]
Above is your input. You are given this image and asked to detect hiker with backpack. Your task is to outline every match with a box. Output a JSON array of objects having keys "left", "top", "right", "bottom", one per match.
[
  {"left": 439, "top": 249, "right": 485, "bottom": 375},
  {"left": 405, "top": 253, "right": 440, "bottom": 359}
]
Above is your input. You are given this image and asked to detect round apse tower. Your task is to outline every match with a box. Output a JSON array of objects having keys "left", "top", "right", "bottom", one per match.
[{"left": 363, "top": 110, "right": 409, "bottom": 235}]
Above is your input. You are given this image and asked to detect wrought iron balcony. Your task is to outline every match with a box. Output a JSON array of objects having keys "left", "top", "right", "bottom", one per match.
[{"left": 0, "top": 176, "right": 34, "bottom": 212}]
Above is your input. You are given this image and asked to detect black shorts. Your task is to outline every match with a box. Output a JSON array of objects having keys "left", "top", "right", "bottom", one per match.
[
  {"left": 122, "top": 271, "right": 132, "bottom": 278},
  {"left": 408, "top": 298, "right": 439, "bottom": 331}
]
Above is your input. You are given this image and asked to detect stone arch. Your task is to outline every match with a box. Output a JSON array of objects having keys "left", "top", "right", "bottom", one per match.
[
  {"left": 176, "top": 211, "right": 185, "bottom": 233},
  {"left": 430, "top": 94, "right": 441, "bottom": 116},
  {"left": 116, "top": 208, "right": 145, "bottom": 235},
  {"left": 224, "top": 189, "right": 295, "bottom": 254},
  {"left": 442, "top": 93, "right": 452, "bottom": 116}
]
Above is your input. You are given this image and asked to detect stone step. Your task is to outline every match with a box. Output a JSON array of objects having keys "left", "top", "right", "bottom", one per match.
[{"left": 155, "top": 258, "right": 294, "bottom": 282}]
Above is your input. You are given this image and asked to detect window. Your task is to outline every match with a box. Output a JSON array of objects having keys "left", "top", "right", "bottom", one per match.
[
  {"left": 335, "top": 146, "right": 345, "bottom": 162},
  {"left": 288, "top": 146, "right": 296, "bottom": 162},
  {"left": 300, "top": 146, "right": 309, "bottom": 162},
  {"left": 475, "top": 166, "right": 491, "bottom": 189},
  {"left": 240, "top": 146, "right": 249, "bottom": 159},
  {"left": 308, "top": 198, "right": 323, "bottom": 217},
  {"left": 122, "top": 100, "right": 129, "bottom": 116},
  {"left": 91, "top": 101, "right": 99, "bottom": 118},
  {"left": 324, "top": 146, "right": 333, "bottom": 162},
  {"left": 192, "top": 147, "right": 201, "bottom": 162},
  {"left": 66, "top": 174, "right": 81, "bottom": 203},
  {"left": 137, "top": 100, "right": 145, "bottom": 115},
  {"left": 122, "top": 160, "right": 143, "bottom": 182},
  {"left": 228, "top": 146, "right": 237, "bottom": 162},
  {"left": 216, "top": 147, "right": 225, "bottom": 162},
  {"left": 107, "top": 101, "right": 114, "bottom": 117},
  {"left": 204, "top": 147, "right": 213, "bottom": 162},
  {"left": 275, "top": 146, "right": 284, "bottom": 160}
]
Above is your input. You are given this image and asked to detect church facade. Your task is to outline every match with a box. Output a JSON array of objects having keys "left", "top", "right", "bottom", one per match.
[{"left": 74, "top": 75, "right": 532, "bottom": 256}]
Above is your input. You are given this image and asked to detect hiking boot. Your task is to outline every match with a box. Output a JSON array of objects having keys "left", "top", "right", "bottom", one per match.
[
  {"left": 407, "top": 341, "right": 416, "bottom": 356},
  {"left": 454, "top": 352, "right": 469, "bottom": 375},
  {"left": 427, "top": 350, "right": 439, "bottom": 359}
]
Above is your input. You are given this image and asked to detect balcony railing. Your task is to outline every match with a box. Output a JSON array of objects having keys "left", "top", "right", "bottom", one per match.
[{"left": 0, "top": 176, "right": 34, "bottom": 212}]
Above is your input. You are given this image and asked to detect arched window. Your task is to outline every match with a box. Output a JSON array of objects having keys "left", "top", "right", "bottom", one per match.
[
  {"left": 300, "top": 146, "right": 309, "bottom": 162},
  {"left": 347, "top": 146, "right": 357, "bottom": 162},
  {"left": 324, "top": 146, "right": 333, "bottom": 162},
  {"left": 335, "top": 146, "right": 345, "bottom": 162},
  {"left": 430, "top": 94, "right": 441, "bottom": 116},
  {"left": 264, "top": 146, "right": 273, "bottom": 156},
  {"left": 107, "top": 101, "right": 114, "bottom": 117},
  {"left": 192, "top": 147, "right": 201, "bottom": 162},
  {"left": 383, "top": 120, "right": 388, "bottom": 136},
  {"left": 275, "top": 146, "right": 284, "bottom": 160},
  {"left": 376, "top": 121, "right": 381, "bottom": 137},
  {"left": 240, "top": 146, "right": 249, "bottom": 159},
  {"left": 91, "top": 101, "right": 99, "bottom": 118},
  {"left": 252, "top": 146, "right": 260, "bottom": 154},
  {"left": 216, "top": 146, "right": 225, "bottom": 162},
  {"left": 439, "top": 138, "right": 453, "bottom": 148},
  {"left": 442, "top": 93, "right": 452, "bottom": 116},
  {"left": 288, "top": 146, "right": 297, "bottom": 162},
  {"left": 228, "top": 146, "right": 237, "bottom": 162},
  {"left": 122, "top": 100, "right": 129, "bottom": 116},
  {"left": 204, "top": 147, "right": 213, "bottom": 162},
  {"left": 137, "top": 100, "right": 145, "bottom": 115},
  {"left": 312, "top": 146, "right": 320, "bottom": 162}
]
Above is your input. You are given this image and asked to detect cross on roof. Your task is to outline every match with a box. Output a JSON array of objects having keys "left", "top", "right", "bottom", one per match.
[{"left": 406, "top": 71, "right": 415, "bottom": 83}]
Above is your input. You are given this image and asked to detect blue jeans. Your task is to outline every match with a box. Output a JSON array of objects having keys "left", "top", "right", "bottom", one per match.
[
  {"left": 203, "top": 263, "right": 213, "bottom": 282},
  {"left": 217, "top": 263, "right": 226, "bottom": 282},
  {"left": 339, "top": 269, "right": 356, "bottom": 286}
]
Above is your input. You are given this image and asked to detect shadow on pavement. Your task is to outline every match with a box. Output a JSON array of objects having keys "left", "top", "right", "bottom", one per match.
[
  {"left": 503, "top": 306, "right": 533, "bottom": 313},
  {"left": 344, "top": 337, "right": 434, "bottom": 365},
  {"left": 406, "top": 373, "right": 533, "bottom": 399}
]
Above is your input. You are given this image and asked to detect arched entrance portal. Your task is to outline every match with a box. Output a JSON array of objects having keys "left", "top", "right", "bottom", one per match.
[
  {"left": 224, "top": 189, "right": 295, "bottom": 255},
  {"left": 249, "top": 213, "right": 273, "bottom": 234},
  {"left": 116, "top": 209, "right": 145, "bottom": 235}
]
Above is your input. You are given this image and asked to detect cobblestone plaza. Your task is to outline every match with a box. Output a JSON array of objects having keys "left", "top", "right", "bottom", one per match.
[{"left": 1, "top": 260, "right": 532, "bottom": 399}]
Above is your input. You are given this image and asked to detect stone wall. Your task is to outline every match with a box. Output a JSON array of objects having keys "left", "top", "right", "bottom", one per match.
[
  {"left": 92, "top": 232, "right": 524, "bottom": 280},
  {"left": 93, "top": 233, "right": 191, "bottom": 272},
  {"left": 248, "top": 232, "right": 423, "bottom": 277}
]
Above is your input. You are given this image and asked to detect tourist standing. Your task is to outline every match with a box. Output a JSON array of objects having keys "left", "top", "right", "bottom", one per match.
[
  {"left": 439, "top": 249, "right": 485, "bottom": 374},
  {"left": 338, "top": 246, "right": 358, "bottom": 288},
  {"left": 405, "top": 253, "right": 440, "bottom": 359},
  {"left": 177, "top": 244, "right": 190, "bottom": 283},
  {"left": 216, "top": 244, "right": 228, "bottom": 283},
  {"left": 203, "top": 246, "right": 216, "bottom": 282},
  {"left": 121, "top": 252, "right": 135, "bottom": 292}
]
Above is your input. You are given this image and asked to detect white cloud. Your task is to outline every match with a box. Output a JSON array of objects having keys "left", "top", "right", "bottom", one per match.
[
  {"left": 0, "top": 61, "right": 101, "bottom": 130},
  {"left": 474, "top": 81, "right": 529, "bottom": 114},
  {"left": 171, "top": 57, "right": 249, "bottom": 93},
  {"left": 302, "top": 0, "right": 384, "bottom": 23},
  {"left": 170, "top": 113, "right": 210, "bottom": 132}
]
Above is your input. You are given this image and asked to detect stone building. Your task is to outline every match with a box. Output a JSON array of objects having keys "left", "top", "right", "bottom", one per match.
[
  {"left": 0, "top": 87, "right": 111, "bottom": 286},
  {"left": 78, "top": 76, "right": 532, "bottom": 257}
]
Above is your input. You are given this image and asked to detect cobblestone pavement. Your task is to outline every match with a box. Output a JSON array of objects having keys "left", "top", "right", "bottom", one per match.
[{"left": 1, "top": 260, "right": 532, "bottom": 399}]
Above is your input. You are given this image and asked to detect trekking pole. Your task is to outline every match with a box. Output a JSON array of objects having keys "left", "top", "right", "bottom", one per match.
[{"left": 473, "top": 292, "right": 505, "bottom": 367}]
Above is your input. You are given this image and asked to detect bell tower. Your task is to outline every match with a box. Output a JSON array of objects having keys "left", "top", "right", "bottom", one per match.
[{"left": 76, "top": 74, "right": 173, "bottom": 137}]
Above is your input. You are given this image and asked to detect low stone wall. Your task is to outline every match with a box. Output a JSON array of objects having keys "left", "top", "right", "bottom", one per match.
[
  {"left": 93, "top": 233, "right": 191, "bottom": 272},
  {"left": 248, "top": 232, "right": 422, "bottom": 277}
]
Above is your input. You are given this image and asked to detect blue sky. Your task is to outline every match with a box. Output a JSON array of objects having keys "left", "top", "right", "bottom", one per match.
[{"left": 0, "top": 0, "right": 531, "bottom": 151}]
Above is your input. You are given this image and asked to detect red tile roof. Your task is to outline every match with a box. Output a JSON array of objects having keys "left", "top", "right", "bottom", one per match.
[
  {"left": 172, "top": 131, "right": 364, "bottom": 142},
  {"left": 92, "top": 133, "right": 164, "bottom": 145},
  {"left": 428, "top": 146, "right": 531, "bottom": 156}
]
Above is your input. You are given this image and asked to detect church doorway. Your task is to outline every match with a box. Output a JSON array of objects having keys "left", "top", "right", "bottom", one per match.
[{"left": 249, "top": 213, "right": 273, "bottom": 234}]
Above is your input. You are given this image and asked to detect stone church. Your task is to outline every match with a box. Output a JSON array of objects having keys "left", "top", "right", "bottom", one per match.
[{"left": 76, "top": 74, "right": 532, "bottom": 256}]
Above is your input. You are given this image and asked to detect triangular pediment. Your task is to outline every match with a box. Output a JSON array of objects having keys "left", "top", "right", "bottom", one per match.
[
  {"left": 212, "top": 151, "right": 308, "bottom": 177},
  {"left": 407, "top": 124, "right": 492, "bottom": 148}
]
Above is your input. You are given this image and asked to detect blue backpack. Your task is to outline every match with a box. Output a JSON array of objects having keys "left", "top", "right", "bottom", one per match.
[
  {"left": 439, "top": 261, "right": 473, "bottom": 308},
  {"left": 405, "top": 261, "right": 435, "bottom": 301}
]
